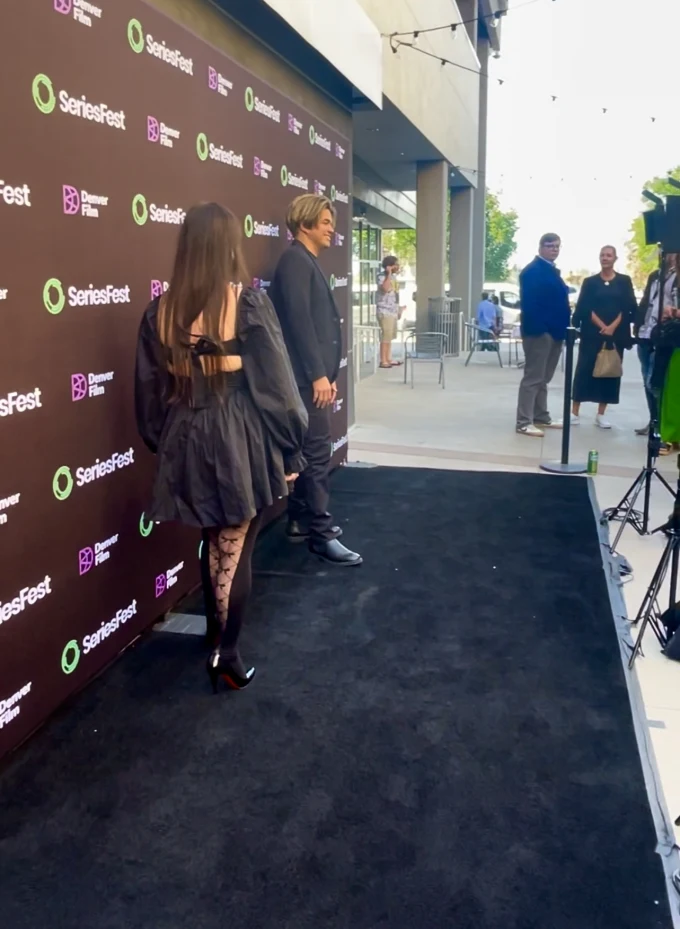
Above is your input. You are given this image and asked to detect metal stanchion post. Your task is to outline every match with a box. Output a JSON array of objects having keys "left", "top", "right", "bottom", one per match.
[{"left": 540, "top": 327, "right": 588, "bottom": 475}]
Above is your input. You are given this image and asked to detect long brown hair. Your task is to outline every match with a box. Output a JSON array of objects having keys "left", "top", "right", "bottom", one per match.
[{"left": 157, "top": 202, "right": 248, "bottom": 399}]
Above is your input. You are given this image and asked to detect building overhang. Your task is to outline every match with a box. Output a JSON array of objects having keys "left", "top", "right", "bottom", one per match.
[{"left": 479, "top": 0, "right": 508, "bottom": 53}]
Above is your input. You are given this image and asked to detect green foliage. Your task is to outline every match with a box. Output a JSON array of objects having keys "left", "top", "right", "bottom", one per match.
[
  {"left": 627, "top": 167, "right": 680, "bottom": 290},
  {"left": 382, "top": 191, "right": 519, "bottom": 281},
  {"left": 485, "top": 191, "right": 519, "bottom": 281}
]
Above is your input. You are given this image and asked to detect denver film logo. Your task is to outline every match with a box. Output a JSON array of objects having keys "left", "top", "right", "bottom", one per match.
[
  {"left": 78, "top": 534, "right": 118, "bottom": 575},
  {"left": 71, "top": 371, "right": 113, "bottom": 402},
  {"left": 155, "top": 562, "right": 185, "bottom": 598},
  {"left": 62, "top": 184, "right": 109, "bottom": 218},
  {"left": 150, "top": 280, "right": 168, "bottom": 300},
  {"left": 147, "top": 116, "right": 180, "bottom": 149},
  {"left": 208, "top": 66, "right": 233, "bottom": 97},
  {"left": 53, "top": 0, "right": 102, "bottom": 28}
]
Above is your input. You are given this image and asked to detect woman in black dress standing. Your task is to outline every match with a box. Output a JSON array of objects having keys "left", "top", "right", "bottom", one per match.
[
  {"left": 572, "top": 245, "right": 636, "bottom": 429},
  {"left": 135, "top": 203, "right": 307, "bottom": 693}
]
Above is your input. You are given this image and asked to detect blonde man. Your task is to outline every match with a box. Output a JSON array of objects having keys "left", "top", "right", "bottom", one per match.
[{"left": 270, "top": 194, "right": 362, "bottom": 566}]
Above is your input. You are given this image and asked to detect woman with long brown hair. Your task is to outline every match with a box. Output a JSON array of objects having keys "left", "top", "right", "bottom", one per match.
[{"left": 135, "top": 203, "right": 307, "bottom": 693}]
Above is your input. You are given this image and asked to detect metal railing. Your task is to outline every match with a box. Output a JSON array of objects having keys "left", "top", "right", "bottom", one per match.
[
  {"left": 426, "top": 297, "right": 463, "bottom": 356},
  {"left": 352, "top": 324, "right": 381, "bottom": 382}
]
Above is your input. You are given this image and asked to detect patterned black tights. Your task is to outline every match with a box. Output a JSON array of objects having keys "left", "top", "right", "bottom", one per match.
[{"left": 206, "top": 514, "right": 262, "bottom": 674}]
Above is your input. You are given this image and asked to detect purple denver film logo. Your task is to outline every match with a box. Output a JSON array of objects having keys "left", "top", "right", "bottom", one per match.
[
  {"left": 253, "top": 156, "right": 261, "bottom": 177},
  {"left": 155, "top": 574, "right": 167, "bottom": 598},
  {"left": 54, "top": 0, "right": 72, "bottom": 14},
  {"left": 208, "top": 67, "right": 218, "bottom": 90},
  {"left": 288, "top": 114, "right": 295, "bottom": 132},
  {"left": 147, "top": 116, "right": 160, "bottom": 143},
  {"left": 252, "top": 277, "right": 260, "bottom": 289},
  {"left": 63, "top": 185, "right": 80, "bottom": 215},
  {"left": 71, "top": 373, "right": 88, "bottom": 402},
  {"left": 79, "top": 547, "right": 94, "bottom": 575},
  {"left": 150, "top": 280, "right": 164, "bottom": 299}
]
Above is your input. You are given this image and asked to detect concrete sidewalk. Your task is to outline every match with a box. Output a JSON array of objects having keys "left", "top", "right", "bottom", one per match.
[{"left": 350, "top": 350, "right": 680, "bottom": 861}]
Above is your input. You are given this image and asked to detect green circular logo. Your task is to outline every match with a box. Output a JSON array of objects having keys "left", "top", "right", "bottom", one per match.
[
  {"left": 280, "top": 165, "right": 289, "bottom": 187},
  {"left": 61, "top": 640, "right": 81, "bottom": 675},
  {"left": 330, "top": 274, "right": 336, "bottom": 290},
  {"left": 128, "top": 18, "right": 145, "bottom": 53},
  {"left": 53, "top": 466, "right": 74, "bottom": 501},
  {"left": 245, "top": 87, "right": 254, "bottom": 112},
  {"left": 196, "top": 132, "right": 209, "bottom": 161},
  {"left": 43, "top": 278, "right": 65, "bottom": 315},
  {"left": 132, "top": 193, "right": 148, "bottom": 226},
  {"left": 32, "top": 73, "right": 56, "bottom": 115},
  {"left": 139, "top": 512, "right": 154, "bottom": 538},
  {"left": 330, "top": 185, "right": 336, "bottom": 201},
  {"left": 309, "top": 125, "right": 316, "bottom": 145},
  {"left": 244, "top": 214, "right": 254, "bottom": 238}
]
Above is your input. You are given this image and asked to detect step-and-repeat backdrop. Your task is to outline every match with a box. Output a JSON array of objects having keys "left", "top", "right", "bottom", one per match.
[{"left": 0, "top": 0, "right": 351, "bottom": 758}]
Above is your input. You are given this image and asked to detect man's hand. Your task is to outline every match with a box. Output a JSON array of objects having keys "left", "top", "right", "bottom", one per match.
[
  {"left": 285, "top": 473, "right": 299, "bottom": 483},
  {"left": 331, "top": 381, "right": 338, "bottom": 402},
  {"left": 312, "top": 376, "right": 334, "bottom": 408}
]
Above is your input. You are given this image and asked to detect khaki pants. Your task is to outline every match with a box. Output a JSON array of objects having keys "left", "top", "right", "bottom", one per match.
[
  {"left": 378, "top": 314, "right": 397, "bottom": 343},
  {"left": 516, "top": 334, "right": 563, "bottom": 427}
]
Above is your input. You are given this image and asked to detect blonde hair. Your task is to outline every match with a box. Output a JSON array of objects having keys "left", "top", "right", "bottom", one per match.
[{"left": 286, "top": 194, "right": 336, "bottom": 238}]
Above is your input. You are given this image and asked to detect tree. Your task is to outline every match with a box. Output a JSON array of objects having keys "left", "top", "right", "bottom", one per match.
[
  {"left": 627, "top": 166, "right": 680, "bottom": 291},
  {"left": 485, "top": 192, "right": 519, "bottom": 281},
  {"left": 382, "top": 191, "right": 518, "bottom": 280}
]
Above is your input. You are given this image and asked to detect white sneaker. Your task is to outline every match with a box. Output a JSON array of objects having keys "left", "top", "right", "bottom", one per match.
[
  {"left": 517, "top": 424, "right": 544, "bottom": 437},
  {"left": 570, "top": 414, "right": 580, "bottom": 426},
  {"left": 596, "top": 414, "right": 612, "bottom": 429}
]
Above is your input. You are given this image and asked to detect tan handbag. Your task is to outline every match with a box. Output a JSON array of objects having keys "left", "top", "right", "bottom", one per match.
[{"left": 593, "top": 345, "right": 622, "bottom": 378}]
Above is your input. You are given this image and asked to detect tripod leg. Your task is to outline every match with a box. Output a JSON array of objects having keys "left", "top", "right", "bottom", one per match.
[
  {"left": 654, "top": 470, "right": 678, "bottom": 499},
  {"left": 629, "top": 540, "right": 673, "bottom": 668},
  {"left": 609, "top": 473, "right": 646, "bottom": 553},
  {"left": 642, "top": 467, "right": 653, "bottom": 534}
]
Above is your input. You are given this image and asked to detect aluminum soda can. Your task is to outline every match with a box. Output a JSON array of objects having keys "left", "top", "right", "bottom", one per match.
[{"left": 587, "top": 450, "right": 599, "bottom": 474}]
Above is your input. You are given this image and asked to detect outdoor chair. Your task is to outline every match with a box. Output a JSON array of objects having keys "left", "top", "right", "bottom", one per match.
[
  {"left": 403, "top": 331, "right": 447, "bottom": 389},
  {"left": 464, "top": 322, "right": 503, "bottom": 368}
]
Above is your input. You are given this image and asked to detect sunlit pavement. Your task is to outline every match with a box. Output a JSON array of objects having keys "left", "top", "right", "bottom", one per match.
[{"left": 351, "top": 348, "right": 680, "bottom": 849}]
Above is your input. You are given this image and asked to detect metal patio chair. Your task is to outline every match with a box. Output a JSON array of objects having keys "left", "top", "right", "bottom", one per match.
[
  {"left": 464, "top": 322, "right": 503, "bottom": 368},
  {"left": 403, "top": 331, "right": 447, "bottom": 389}
]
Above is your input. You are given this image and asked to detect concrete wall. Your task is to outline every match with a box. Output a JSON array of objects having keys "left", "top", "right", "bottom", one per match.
[
  {"left": 357, "top": 0, "right": 480, "bottom": 173},
  {"left": 146, "top": 0, "right": 352, "bottom": 137}
]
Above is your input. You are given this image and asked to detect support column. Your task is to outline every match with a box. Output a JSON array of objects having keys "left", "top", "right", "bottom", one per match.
[
  {"left": 471, "top": 38, "right": 489, "bottom": 305},
  {"left": 416, "top": 161, "right": 448, "bottom": 331},
  {"left": 457, "top": 0, "right": 478, "bottom": 50},
  {"left": 449, "top": 187, "right": 474, "bottom": 320}
]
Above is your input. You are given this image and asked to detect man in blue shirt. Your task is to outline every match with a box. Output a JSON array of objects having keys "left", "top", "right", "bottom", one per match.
[
  {"left": 516, "top": 233, "right": 571, "bottom": 437},
  {"left": 475, "top": 292, "right": 501, "bottom": 351}
]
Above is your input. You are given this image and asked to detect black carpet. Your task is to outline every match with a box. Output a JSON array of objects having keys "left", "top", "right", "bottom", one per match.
[{"left": 0, "top": 468, "right": 670, "bottom": 928}]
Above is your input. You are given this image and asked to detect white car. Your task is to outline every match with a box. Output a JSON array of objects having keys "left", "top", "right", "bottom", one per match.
[{"left": 483, "top": 282, "right": 521, "bottom": 328}]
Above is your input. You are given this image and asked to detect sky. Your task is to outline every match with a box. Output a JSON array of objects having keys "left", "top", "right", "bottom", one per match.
[{"left": 486, "top": 0, "right": 680, "bottom": 275}]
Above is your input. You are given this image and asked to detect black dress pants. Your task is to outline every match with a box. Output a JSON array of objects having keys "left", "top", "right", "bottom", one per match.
[{"left": 288, "top": 386, "right": 334, "bottom": 541}]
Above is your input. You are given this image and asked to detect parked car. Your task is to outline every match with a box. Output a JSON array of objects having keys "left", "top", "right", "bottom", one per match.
[{"left": 483, "top": 282, "right": 521, "bottom": 327}]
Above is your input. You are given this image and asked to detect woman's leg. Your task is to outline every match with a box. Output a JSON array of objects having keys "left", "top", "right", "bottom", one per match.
[
  {"left": 598, "top": 403, "right": 607, "bottom": 416},
  {"left": 572, "top": 402, "right": 581, "bottom": 417},
  {"left": 207, "top": 514, "right": 262, "bottom": 675},
  {"left": 201, "top": 529, "right": 218, "bottom": 644}
]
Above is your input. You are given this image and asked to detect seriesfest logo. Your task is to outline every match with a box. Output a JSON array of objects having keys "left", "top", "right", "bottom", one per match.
[
  {"left": 71, "top": 371, "right": 113, "bottom": 402},
  {"left": 63, "top": 184, "right": 108, "bottom": 219},
  {"left": 127, "top": 18, "right": 194, "bottom": 75},
  {"left": 139, "top": 512, "right": 155, "bottom": 537},
  {"left": 42, "top": 278, "right": 130, "bottom": 315},
  {"left": 243, "top": 215, "right": 280, "bottom": 239},
  {"left": 196, "top": 133, "right": 244, "bottom": 169},
  {"left": 0, "top": 576, "right": 52, "bottom": 628},
  {"left": 32, "top": 73, "right": 126, "bottom": 130},
  {"left": 208, "top": 66, "right": 233, "bottom": 97},
  {"left": 280, "top": 165, "right": 309, "bottom": 191},
  {"left": 147, "top": 116, "right": 180, "bottom": 149},
  {"left": 52, "top": 448, "right": 135, "bottom": 502},
  {"left": 60, "top": 600, "right": 138, "bottom": 676},
  {"left": 309, "top": 125, "right": 332, "bottom": 152},
  {"left": 132, "top": 194, "right": 186, "bottom": 227},
  {"left": 244, "top": 87, "right": 281, "bottom": 123},
  {"left": 1, "top": 178, "right": 31, "bottom": 208},
  {"left": 330, "top": 185, "right": 349, "bottom": 205},
  {"left": 0, "top": 388, "right": 42, "bottom": 418},
  {"left": 78, "top": 534, "right": 118, "bottom": 575}
]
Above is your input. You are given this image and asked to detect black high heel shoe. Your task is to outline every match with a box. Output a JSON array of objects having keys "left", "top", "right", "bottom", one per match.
[{"left": 206, "top": 654, "right": 256, "bottom": 693}]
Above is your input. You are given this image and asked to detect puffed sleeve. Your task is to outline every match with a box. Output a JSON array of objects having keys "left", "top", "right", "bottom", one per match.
[
  {"left": 239, "top": 288, "right": 308, "bottom": 474},
  {"left": 571, "top": 277, "right": 591, "bottom": 330},
  {"left": 134, "top": 303, "right": 169, "bottom": 454}
]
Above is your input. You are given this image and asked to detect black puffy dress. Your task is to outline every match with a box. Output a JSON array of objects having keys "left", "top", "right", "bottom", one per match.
[
  {"left": 572, "top": 273, "right": 636, "bottom": 405},
  {"left": 135, "top": 287, "right": 308, "bottom": 528}
]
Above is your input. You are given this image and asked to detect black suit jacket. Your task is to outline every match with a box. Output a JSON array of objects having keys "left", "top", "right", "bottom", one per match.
[{"left": 269, "top": 241, "right": 342, "bottom": 387}]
